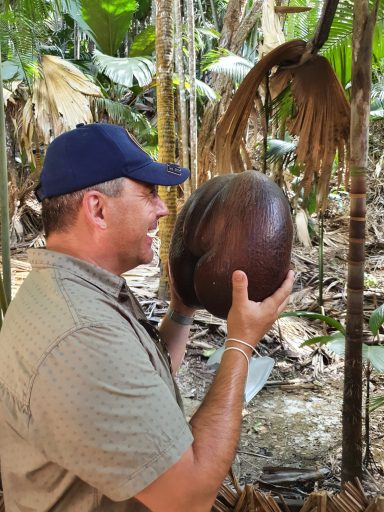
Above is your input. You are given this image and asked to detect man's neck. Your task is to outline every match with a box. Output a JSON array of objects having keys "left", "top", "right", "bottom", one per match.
[{"left": 46, "top": 231, "right": 120, "bottom": 275}]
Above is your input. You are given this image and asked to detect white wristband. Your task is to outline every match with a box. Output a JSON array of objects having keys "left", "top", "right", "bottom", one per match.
[
  {"left": 226, "top": 337, "right": 258, "bottom": 356},
  {"left": 223, "top": 347, "right": 249, "bottom": 377}
]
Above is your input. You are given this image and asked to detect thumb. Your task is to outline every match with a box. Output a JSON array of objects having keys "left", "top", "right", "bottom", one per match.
[{"left": 231, "top": 270, "right": 249, "bottom": 305}]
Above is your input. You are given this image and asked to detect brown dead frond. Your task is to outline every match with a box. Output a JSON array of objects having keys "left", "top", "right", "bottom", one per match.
[
  {"left": 213, "top": 477, "right": 378, "bottom": 512},
  {"left": 215, "top": 40, "right": 350, "bottom": 210},
  {"left": 215, "top": 39, "right": 307, "bottom": 175}
]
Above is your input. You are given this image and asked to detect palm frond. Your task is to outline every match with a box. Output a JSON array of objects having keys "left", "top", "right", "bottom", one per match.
[
  {"left": 95, "top": 97, "right": 153, "bottom": 141},
  {"left": 196, "top": 26, "right": 220, "bottom": 40},
  {"left": 369, "top": 394, "right": 384, "bottom": 412},
  {"left": 204, "top": 53, "right": 253, "bottom": 83},
  {"left": 269, "top": 84, "right": 294, "bottom": 125},
  {"left": 0, "top": 10, "right": 43, "bottom": 88},
  {"left": 372, "top": 75, "right": 384, "bottom": 104},
  {"left": 215, "top": 40, "right": 350, "bottom": 209},
  {"left": 284, "top": 0, "right": 321, "bottom": 41},
  {"left": 192, "top": 78, "right": 218, "bottom": 102},
  {"left": 286, "top": 0, "right": 384, "bottom": 87},
  {"left": 323, "top": 2, "right": 383, "bottom": 86},
  {"left": 21, "top": 54, "right": 101, "bottom": 161},
  {"left": 93, "top": 50, "right": 155, "bottom": 88},
  {"left": 266, "top": 138, "right": 297, "bottom": 164},
  {"left": 370, "top": 109, "right": 384, "bottom": 120}
]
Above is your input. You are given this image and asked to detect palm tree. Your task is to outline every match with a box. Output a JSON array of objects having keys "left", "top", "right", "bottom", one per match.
[
  {"left": 341, "top": 0, "right": 380, "bottom": 484},
  {"left": 155, "top": 0, "right": 177, "bottom": 299},
  {"left": 213, "top": 0, "right": 383, "bottom": 482},
  {"left": 0, "top": 44, "right": 11, "bottom": 314}
]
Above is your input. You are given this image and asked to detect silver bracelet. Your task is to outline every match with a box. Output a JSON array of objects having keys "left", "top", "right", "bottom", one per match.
[
  {"left": 226, "top": 337, "right": 258, "bottom": 356},
  {"left": 167, "top": 307, "right": 194, "bottom": 325}
]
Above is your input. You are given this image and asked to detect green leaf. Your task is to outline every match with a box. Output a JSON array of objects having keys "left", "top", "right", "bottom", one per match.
[
  {"left": 204, "top": 53, "right": 253, "bottom": 83},
  {"left": 369, "top": 304, "right": 384, "bottom": 335},
  {"left": 362, "top": 345, "right": 384, "bottom": 372},
  {"left": 306, "top": 185, "right": 317, "bottom": 216},
  {"left": 327, "top": 336, "right": 346, "bottom": 356},
  {"left": 369, "top": 394, "right": 384, "bottom": 412},
  {"left": 196, "top": 26, "right": 220, "bottom": 40},
  {"left": 280, "top": 311, "right": 346, "bottom": 334},
  {"left": 129, "top": 26, "right": 156, "bottom": 57},
  {"left": 194, "top": 78, "right": 218, "bottom": 102},
  {"left": 174, "top": 75, "right": 218, "bottom": 102},
  {"left": 266, "top": 138, "right": 297, "bottom": 164},
  {"left": 371, "top": 109, "right": 384, "bottom": 120},
  {"left": 301, "top": 332, "right": 345, "bottom": 348},
  {"left": 63, "top": 0, "right": 92, "bottom": 35},
  {"left": 95, "top": 98, "right": 153, "bottom": 141},
  {"left": 93, "top": 50, "right": 154, "bottom": 87},
  {"left": 81, "top": 0, "right": 138, "bottom": 55},
  {"left": 202, "top": 348, "right": 217, "bottom": 358}
]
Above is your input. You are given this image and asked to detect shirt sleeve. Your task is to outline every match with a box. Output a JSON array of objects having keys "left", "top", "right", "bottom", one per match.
[{"left": 28, "top": 322, "right": 194, "bottom": 501}]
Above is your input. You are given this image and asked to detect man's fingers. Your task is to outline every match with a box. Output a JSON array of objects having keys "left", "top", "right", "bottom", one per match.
[
  {"left": 231, "top": 270, "right": 249, "bottom": 306},
  {"left": 273, "top": 270, "right": 295, "bottom": 311}
]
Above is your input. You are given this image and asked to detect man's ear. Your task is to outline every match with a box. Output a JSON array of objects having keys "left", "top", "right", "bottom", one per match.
[{"left": 82, "top": 191, "right": 108, "bottom": 229}]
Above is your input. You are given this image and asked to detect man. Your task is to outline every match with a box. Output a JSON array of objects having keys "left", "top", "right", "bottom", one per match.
[{"left": 0, "top": 123, "right": 294, "bottom": 511}]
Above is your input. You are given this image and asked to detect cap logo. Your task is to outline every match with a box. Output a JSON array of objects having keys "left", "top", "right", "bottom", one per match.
[{"left": 167, "top": 163, "right": 182, "bottom": 176}]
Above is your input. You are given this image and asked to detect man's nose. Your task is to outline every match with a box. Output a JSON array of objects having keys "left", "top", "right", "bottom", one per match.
[{"left": 157, "top": 198, "right": 169, "bottom": 217}]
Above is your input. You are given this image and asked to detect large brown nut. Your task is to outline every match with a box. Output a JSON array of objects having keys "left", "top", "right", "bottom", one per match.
[{"left": 169, "top": 171, "right": 293, "bottom": 319}]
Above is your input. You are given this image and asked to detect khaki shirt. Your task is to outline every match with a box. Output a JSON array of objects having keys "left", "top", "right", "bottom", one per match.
[{"left": 0, "top": 249, "right": 193, "bottom": 511}]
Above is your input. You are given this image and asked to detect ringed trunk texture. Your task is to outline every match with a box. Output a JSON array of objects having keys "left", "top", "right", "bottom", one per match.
[
  {"left": 197, "top": 0, "right": 262, "bottom": 184},
  {"left": 174, "top": 0, "right": 190, "bottom": 194},
  {"left": 0, "top": 44, "right": 11, "bottom": 306},
  {"left": 341, "top": 0, "right": 379, "bottom": 485},
  {"left": 156, "top": 0, "right": 177, "bottom": 300},
  {"left": 186, "top": 0, "right": 198, "bottom": 192}
]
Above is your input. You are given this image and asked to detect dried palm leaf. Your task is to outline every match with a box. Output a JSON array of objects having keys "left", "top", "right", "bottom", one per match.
[
  {"left": 215, "top": 39, "right": 307, "bottom": 174},
  {"left": 295, "top": 208, "right": 312, "bottom": 248},
  {"left": 276, "top": 56, "right": 350, "bottom": 207},
  {"left": 215, "top": 40, "right": 350, "bottom": 209},
  {"left": 21, "top": 55, "right": 101, "bottom": 164}
]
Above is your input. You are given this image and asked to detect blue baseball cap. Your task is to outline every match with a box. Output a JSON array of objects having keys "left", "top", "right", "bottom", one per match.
[{"left": 35, "top": 123, "right": 190, "bottom": 201}]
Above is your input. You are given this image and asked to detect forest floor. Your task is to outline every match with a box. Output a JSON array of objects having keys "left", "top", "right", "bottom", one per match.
[{"left": 7, "top": 174, "right": 384, "bottom": 501}]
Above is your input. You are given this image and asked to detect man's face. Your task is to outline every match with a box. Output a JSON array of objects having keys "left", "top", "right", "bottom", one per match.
[{"left": 106, "top": 178, "right": 168, "bottom": 272}]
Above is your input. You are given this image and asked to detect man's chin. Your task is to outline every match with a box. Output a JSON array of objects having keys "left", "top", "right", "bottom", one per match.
[{"left": 142, "top": 249, "right": 154, "bottom": 265}]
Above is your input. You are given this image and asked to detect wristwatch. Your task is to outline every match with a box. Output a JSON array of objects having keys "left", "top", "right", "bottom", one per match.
[{"left": 167, "top": 307, "right": 194, "bottom": 325}]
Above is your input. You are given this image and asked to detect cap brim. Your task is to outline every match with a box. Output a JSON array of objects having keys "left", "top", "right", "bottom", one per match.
[{"left": 125, "top": 161, "right": 190, "bottom": 186}]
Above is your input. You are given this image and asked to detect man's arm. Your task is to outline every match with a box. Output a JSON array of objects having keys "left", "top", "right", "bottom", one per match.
[
  {"left": 158, "top": 301, "right": 196, "bottom": 374},
  {"left": 136, "top": 269, "right": 294, "bottom": 512},
  {"left": 158, "top": 264, "right": 197, "bottom": 374}
]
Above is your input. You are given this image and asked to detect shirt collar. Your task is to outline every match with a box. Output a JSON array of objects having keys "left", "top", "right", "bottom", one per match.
[{"left": 27, "top": 248, "right": 129, "bottom": 300}]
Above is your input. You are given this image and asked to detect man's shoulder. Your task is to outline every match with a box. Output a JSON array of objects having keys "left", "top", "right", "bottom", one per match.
[{"left": 0, "top": 263, "right": 138, "bottom": 409}]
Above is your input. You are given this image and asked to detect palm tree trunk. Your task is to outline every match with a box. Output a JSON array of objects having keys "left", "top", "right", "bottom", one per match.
[
  {"left": 209, "top": 0, "right": 219, "bottom": 31},
  {"left": 186, "top": 0, "right": 198, "bottom": 192},
  {"left": 156, "top": 0, "right": 177, "bottom": 300},
  {"left": 174, "top": 0, "right": 191, "bottom": 197},
  {"left": 74, "top": 21, "right": 81, "bottom": 59},
  {"left": 0, "top": 45, "right": 12, "bottom": 309},
  {"left": 341, "top": 0, "right": 379, "bottom": 485}
]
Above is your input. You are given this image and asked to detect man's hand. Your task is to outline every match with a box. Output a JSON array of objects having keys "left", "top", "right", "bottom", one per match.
[
  {"left": 167, "top": 259, "right": 198, "bottom": 318},
  {"left": 136, "top": 268, "right": 294, "bottom": 512},
  {"left": 227, "top": 269, "right": 294, "bottom": 349}
]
